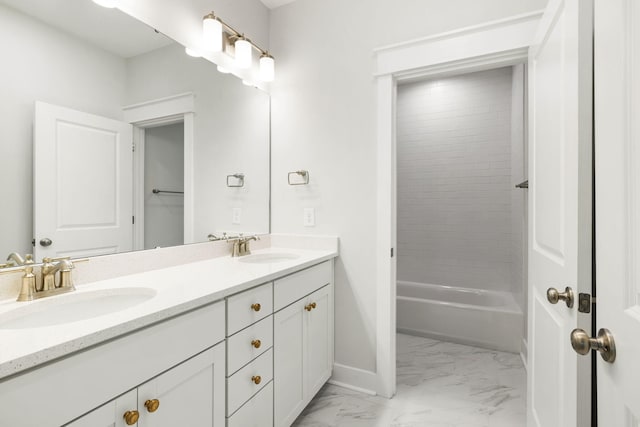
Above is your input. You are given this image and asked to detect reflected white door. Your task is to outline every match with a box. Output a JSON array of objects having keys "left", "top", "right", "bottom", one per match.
[
  {"left": 34, "top": 102, "right": 133, "bottom": 259},
  {"left": 594, "top": 0, "right": 640, "bottom": 424},
  {"left": 527, "top": 0, "right": 593, "bottom": 426}
]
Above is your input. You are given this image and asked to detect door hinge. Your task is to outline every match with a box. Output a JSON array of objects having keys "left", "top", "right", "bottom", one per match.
[
  {"left": 390, "top": 248, "right": 394, "bottom": 258},
  {"left": 132, "top": 216, "right": 135, "bottom": 225},
  {"left": 132, "top": 142, "right": 135, "bottom": 152},
  {"left": 578, "top": 293, "right": 593, "bottom": 313}
]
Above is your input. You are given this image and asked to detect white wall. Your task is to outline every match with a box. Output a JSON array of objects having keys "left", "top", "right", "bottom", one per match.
[
  {"left": 0, "top": 3, "right": 127, "bottom": 258},
  {"left": 269, "top": 0, "right": 546, "bottom": 384},
  {"left": 144, "top": 123, "right": 185, "bottom": 249},
  {"left": 126, "top": 44, "right": 270, "bottom": 239},
  {"left": 396, "top": 68, "right": 514, "bottom": 292}
]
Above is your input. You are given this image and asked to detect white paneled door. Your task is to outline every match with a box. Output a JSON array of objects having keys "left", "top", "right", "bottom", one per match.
[
  {"left": 34, "top": 102, "right": 133, "bottom": 259},
  {"left": 527, "top": 0, "right": 593, "bottom": 426},
  {"left": 594, "top": 0, "right": 640, "bottom": 425}
]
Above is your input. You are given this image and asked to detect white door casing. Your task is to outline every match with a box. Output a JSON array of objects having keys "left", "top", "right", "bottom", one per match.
[
  {"left": 526, "top": 0, "right": 593, "bottom": 426},
  {"left": 34, "top": 102, "right": 133, "bottom": 259},
  {"left": 594, "top": 0, "right": 640, "bottom": 424}
]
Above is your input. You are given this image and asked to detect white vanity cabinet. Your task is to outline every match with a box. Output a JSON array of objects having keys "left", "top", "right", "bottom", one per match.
[
  {"left": 273, "top": 262, "right": 334, "bottom": 427},
  {"left": 0, "top": 256, "right": 336, "bottom": 427},
  {"left": 67, "top": 343, "right": 225, "bottom": 427},
  {"left": 225, "top": 282, "right": 275, "bottom": 426},
  {"left": 0, "top": 301, "right": 226, "bottom": 427}
]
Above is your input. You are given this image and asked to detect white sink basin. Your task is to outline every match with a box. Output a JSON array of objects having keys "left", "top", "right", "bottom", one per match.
[
  {"left": 238, "top": 253, "right": 300, "bottom": 264},
  {"left": 0, "top": 287, "right": 157, "bottom": 329}
]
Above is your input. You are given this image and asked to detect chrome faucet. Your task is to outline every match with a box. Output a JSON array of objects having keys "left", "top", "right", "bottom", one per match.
[{"left": 228, "top": 235, "right": 260, "bottom": 257}]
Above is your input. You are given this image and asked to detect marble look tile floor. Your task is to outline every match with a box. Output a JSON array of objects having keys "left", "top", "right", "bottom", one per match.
[{"left": 292, "top": 333, "right": 526, "bottom": 427}]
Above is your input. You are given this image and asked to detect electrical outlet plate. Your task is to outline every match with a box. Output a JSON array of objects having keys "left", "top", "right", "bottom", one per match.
[
  {"left": 232, "top": 208, "right": 241, "bottom": 224},
  {"left": 303, "top": 208, "right": 315, "bottom": 227}
]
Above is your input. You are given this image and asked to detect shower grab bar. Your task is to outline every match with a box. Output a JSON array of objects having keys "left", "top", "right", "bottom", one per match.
[
  {"left": 515, "top": 180, "right": 529, "bottom": 189},
  {"left": 152, "top": 189, "right": 184, "bottom": 195}
]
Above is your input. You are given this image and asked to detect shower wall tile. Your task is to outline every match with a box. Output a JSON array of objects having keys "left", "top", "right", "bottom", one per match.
[{"left": 396, "top": 67, "right": 514, "bottom": 292}]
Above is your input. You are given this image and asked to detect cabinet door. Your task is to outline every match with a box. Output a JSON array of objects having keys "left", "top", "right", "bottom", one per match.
[
  {"left": 66, "top": 390, "right": 138, "bottom": 427},
  {"left": 137, "top": 343, "right": 225, "bottom": 427},
  {"left": 305, "top": 285, "right": 333, "bottom": 398},
  {"left": 273, "top": 300, "right": 306, "bottom": 427}
]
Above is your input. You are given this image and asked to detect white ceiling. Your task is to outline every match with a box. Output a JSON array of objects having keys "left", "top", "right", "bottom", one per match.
[
  {"left": 260, "top": 0, "right": 299, "bottom": 9},
  {"left": 1, "top": 0, "right": 173, "bottom": 58}
]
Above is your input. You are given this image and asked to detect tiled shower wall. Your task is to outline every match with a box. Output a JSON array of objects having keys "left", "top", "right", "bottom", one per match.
[{"left": 396, "top": 67, "right": 518, "bottom": 293}]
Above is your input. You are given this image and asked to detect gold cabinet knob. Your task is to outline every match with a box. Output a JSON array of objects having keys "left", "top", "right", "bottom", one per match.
[
  {"left": 123, "top": 410, "right": 139, "bottom": 425},
  {"left": 252, "top": 375, "right": 262, "bottom": 385},
  {"left": 251, "top": 339, "right": 261, "bottom": 349},
  {"left": 251, "top": 303, "right": 261, "bottom": 312},
  {"left": 144, "top": 398, "right": 160, "bottom": 413},
  {"left": 304, "top": 302, "right": 317, "bottom": 311},
  {"left": 546, "top": 286, "right": 574, "bottom": 308}
]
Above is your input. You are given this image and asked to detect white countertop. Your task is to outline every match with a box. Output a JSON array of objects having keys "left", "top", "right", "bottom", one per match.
[{"left": 0, "top": 246, "right": 337, "bottom": 380}]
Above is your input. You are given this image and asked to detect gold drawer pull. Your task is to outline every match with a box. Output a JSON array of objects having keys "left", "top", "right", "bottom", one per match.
[
  {"left": 304, "top": 302, "right": 317, "bottom": 311},
  {"left": 251, "top": 303, "right": 261, "bottom": 312},
  {"left": 123, "top": 410, "right": 139, "bottom": 425},
  {"left": 251, "top": 339, "right": 262, "bottom": 349},
  {"left": 252, "top": 375, "right": 262, "bottom": 385},
  {"left": 144, "top": 398, "right": 160, "bottom": 413}
]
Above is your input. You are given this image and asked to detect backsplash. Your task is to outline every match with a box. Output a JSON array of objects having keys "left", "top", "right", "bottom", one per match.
[{"left": 0, "top": 236, "right": 271, "bottom": 301}]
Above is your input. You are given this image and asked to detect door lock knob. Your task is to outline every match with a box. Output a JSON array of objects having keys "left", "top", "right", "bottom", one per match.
[
  {"left": 547, "top": 286, "right": 574, "bottom": 308},
  {"left": 570, "top": 328, "right": 616, "bottom": 363}
]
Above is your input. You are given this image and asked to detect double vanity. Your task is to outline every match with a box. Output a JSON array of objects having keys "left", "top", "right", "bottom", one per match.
[{"left": 0, "top": 236, "right": 338, "bottom": 426}]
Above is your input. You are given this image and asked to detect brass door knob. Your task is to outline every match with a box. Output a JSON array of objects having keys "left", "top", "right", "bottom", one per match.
[
  {"left": 252, "top": 375, "right": 262, "bottom": 385},
  {"left": 547, "top": 286, "right": 574, "bottom": 308},
  {"left": 144, "top": 398, "right": 160, "bottom": 413},
  {"left": 251, "top": 339, "right": 261, "bottom": 349},
  {"left": 571, "top": 328, "right": 616, "bottom": 363},
  {"left": 251, "top": 303, "right": 261, "bottom": 312},
  {"left": 305, "top": 302, "right": 317, "bottom": 311},
  {"left": 123, "top": 410, "right": 139, "bottom": 425}
]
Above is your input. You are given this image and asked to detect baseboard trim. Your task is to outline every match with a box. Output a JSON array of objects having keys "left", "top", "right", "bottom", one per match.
[
  {"left": 328, "top": 363, "right": 377, "bottom": 396},
  {"left": 520, "top": 338, "right": 528, "bottom": 370}
]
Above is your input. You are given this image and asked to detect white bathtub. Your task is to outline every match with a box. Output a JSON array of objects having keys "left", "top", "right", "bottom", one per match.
[{"left": 396, "top": 281, "right": 523, "bottom": 353}]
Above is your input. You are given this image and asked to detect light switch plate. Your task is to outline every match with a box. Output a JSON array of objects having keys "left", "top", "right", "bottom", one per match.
[
  {"left": 303, "top": 208, "right": 315, "bottom": 227},
  {"left": 232, "top": 208, "right": 242, "bottom": 224}
]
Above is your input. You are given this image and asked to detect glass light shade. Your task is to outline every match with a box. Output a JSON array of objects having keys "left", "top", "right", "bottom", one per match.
[
  {"left": 203, "top": 16, "right": 222, "bottom": 52},
  {"left": 185, "top": 47, "right": 201, "bottom": 58},
  {"left": 259, "top": 56, "right": 275, "bottom": 82},
  {"left": 92, "top": 0, "right": 117, "bottom": 8},
  {"left": 235, "top": 39, "right": 252, "bottom": 69},
  {"left": 217, "top": 65, "right": 231, "bottom": 74}
]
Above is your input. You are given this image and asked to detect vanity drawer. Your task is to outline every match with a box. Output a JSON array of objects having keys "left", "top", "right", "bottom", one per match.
[
  {"left": 227, "top": 282, "right": 273, "bottom": 335},
  {"left": 227, "top": 348, "right": 273, "bottom": 415},
  {"left": 227, "top": 315, "right": 273, "bottom": 375},
  {"left": 274, "top": 261, "right": 332, "bottom": 311},
  {"left": 227, "top": 381, "right": 273, "bottom": 427}
]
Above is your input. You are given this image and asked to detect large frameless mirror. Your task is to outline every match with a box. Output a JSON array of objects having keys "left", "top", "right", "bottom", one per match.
[{"left": 0, "top": 0, "right": 270, "bottom": 264}]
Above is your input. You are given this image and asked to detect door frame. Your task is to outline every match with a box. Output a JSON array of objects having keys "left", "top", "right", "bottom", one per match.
[
  {"left": 373, "top": 11, "right": 543, "bottom": 398},
  {"left": 123, "top": 93, "right": 195, "bottom": 250}
]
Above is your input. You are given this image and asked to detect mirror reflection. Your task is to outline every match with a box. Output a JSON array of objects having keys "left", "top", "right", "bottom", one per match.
[{"left": 0, "top": 0, "right": 270, "bottom": 264}]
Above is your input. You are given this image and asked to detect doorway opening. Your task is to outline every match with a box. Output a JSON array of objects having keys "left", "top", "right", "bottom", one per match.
[
  {"left": 393, "top": 65, "right": 528, "bottom": 424},
  {"left": 141, "top": 121, "right": 185, "bottom": 249}
]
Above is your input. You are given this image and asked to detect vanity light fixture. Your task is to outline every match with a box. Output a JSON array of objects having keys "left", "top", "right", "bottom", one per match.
[
  {"left": 234, "top": 37, "right": 252, "bottom": 69},
  {"left": 259, "top": 54, "right": 275, "bottom": 82},
  {"left": 92, "top": 0, "right": 117, "bottom": 8},
  {"left": 202, "top": 13, "right": 223, "bottom": 52},
  {"left": 202, "top": 11, "right": 275, "bottom": 81}
]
